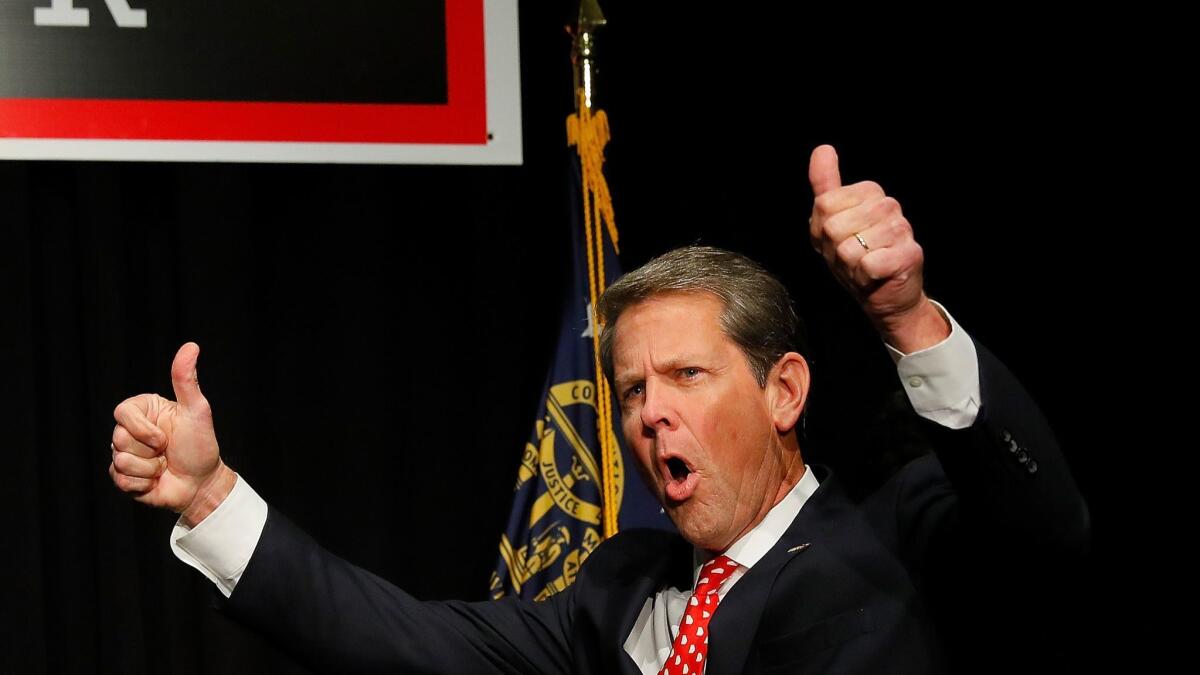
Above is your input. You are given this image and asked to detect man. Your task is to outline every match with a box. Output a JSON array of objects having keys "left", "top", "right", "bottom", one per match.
[{"left": 109, "top": 145, "right": 1088, "bottom": 673}]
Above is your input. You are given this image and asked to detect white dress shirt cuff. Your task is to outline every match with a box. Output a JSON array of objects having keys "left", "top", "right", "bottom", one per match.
[
  {"left": 169, "top": 474, "right": 267, "bottom": 598},
  {"left": 885, "top": 300, "right": 981, "bottom": 430}
]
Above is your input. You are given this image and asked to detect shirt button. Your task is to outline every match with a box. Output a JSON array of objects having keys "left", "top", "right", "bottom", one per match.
[{"left": 908, "top": 377, "right": 923, "bottom": 388}]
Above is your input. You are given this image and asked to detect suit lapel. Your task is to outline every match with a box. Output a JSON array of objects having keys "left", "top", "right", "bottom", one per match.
[
  {"left": 705, "top": 465, "right": 841, "bottom": 674},
  {"left": 607, "top": 536, "right": 693, "bottom": 675}
]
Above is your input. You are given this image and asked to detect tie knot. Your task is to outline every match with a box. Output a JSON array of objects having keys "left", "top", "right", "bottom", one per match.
[{"left": 695, "top": 555, "right": 737, "bottom": 595}]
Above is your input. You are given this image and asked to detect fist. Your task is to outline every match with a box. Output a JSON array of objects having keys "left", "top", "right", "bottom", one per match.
[{"left": 110, "top": 342, "right": 232, "bottom": 525}]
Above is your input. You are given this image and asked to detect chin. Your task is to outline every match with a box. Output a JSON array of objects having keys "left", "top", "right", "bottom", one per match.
[{"left": 667, "top": 505, "right": 726, "bottom": 551}]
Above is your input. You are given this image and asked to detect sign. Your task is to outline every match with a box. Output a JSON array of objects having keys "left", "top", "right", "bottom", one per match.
[{"left": 0, "top": 1, "right": 521, "bottom": 163}]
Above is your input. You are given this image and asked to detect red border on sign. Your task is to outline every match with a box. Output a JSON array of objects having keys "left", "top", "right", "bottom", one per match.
[{"left": 0, "top": 0, "right": 486, "bottom": 143}]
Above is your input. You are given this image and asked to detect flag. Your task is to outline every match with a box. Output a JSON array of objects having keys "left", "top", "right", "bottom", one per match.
[{"left": 489, "top": 94, "right": 672, "bottom": 601}]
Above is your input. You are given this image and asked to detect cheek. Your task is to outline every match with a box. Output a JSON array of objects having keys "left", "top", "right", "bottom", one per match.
[
  {"left": 699, "top": 391, "right": 767, "bottom": 470},
  {"left": 695, "top": 389, "right": 743, "bottom": 445}
]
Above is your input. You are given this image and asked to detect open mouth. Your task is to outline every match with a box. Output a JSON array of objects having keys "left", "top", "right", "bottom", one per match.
[
  {"left": 667, "top": 457, "right": 690, "bottom": 481},
  {"left": 662, "top": 455, "right": 699, "bottom": 502}
]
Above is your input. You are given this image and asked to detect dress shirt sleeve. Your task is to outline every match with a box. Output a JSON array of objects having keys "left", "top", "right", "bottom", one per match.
[
  {"left": 169, "top": 474, "right": 267, "bottom": 598},
  {"left": 885, "top": 300, "right": 981, "bottom": 430}
]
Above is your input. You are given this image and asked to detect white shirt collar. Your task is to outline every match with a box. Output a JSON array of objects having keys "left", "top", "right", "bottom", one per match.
[{"left": 692, "top": 464, "right": 820, "bottom": 583}]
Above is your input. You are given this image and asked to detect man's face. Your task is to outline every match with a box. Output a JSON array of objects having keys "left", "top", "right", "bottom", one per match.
[{"left": 612, "top": 292, "right": 795, "bottom": 552}]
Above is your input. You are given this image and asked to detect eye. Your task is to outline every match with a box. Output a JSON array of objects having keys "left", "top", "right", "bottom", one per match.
[
  {"left": 679, "top": 367, "right": 700, "bottom": 379},
  {"left": 623, "top": 383, "right": 644, "bottom": 401}
]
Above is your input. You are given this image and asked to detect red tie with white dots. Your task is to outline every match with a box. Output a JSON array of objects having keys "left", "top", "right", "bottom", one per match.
[{"left": 659, "top": 554, "right": 737, "bottom": 675}]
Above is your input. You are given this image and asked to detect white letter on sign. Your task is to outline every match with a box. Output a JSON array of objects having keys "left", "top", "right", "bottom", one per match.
[
  {"left": 35, "top": 0, "right": 147, "bottom": 28},
  {"left": 34, "top": 0, "right": 89, "bottom": 27},
  {"left": 103, "top": 0, "right": 147, "bottom": 28}
]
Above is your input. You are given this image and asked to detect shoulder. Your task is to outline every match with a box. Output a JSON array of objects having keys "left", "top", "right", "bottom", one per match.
[
  {"left": 577, "top": 528, "right": 688, "bottom": 586},
  {"left": 587, "top": 528, "right": 686, "bottom": 565}
]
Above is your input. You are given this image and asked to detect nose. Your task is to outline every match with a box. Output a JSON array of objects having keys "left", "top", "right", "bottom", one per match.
[{"left": 639, "top": 377, "right": 677, "bottom": 433}]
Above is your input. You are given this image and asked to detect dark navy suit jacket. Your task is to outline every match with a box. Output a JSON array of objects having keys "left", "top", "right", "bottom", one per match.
[{"left": 221, "top": 342, "right": 1089, "bottom": 674}]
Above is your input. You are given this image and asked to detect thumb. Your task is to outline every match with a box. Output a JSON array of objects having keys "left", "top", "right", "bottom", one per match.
[
  {"left": 170, "top": 342, "right": 206, "bottom": 410},
  {"left": 809, "top": 144, "right": 843, "bottom": 196}
]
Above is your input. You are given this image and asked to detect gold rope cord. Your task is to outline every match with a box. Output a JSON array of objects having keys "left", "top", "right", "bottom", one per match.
[{"left": 567, "top": 87, "right": 620, "bottom": 539}]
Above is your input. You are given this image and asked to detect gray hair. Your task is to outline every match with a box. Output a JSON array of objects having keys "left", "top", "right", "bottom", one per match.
[{"left": 598, "top": 246, "right": 806, "bottom": 387}]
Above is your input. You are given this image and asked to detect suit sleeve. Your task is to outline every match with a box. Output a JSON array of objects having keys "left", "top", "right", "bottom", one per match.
[
  {"left": 888, "top": 339, "right": 1090, "bottom": 564},
  {"left": 220, "top": 508, "right": 575, "bottom": 675}
]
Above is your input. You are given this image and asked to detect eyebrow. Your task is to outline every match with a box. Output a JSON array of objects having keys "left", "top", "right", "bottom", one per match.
[
  {"left": 613, "top": 373, "right": 641, "bottom": 392},
  {"left": 613, "top": 355, "right": 711, "bottom": 390},
  {"left": 655, "top": 357, "right": 704, "bottom": 373}
]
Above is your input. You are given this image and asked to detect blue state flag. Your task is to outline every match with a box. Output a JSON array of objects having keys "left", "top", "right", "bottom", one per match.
[{"left": 490, "top": 149, "right": 672, "bottom": 601}]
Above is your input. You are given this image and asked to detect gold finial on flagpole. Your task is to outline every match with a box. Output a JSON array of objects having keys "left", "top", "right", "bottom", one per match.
[{"left": 571, "top": 0, "right": 607, "bottom": 111}]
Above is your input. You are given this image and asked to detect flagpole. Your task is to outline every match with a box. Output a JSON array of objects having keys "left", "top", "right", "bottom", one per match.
[{"left": 568, "top": 0, "right": 621, "bottom": 540}]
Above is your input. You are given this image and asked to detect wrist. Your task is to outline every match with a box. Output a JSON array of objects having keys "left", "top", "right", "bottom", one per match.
[
  {"left": 180, "top": 462, "right": 237, "bottom": 528},
  {"left": 876, "top": 295, "right": 951, "bottom": 354}
]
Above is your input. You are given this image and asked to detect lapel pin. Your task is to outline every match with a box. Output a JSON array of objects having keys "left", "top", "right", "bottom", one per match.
[{"left": 787, "top": 543, "right": 811, "bottom": 554}]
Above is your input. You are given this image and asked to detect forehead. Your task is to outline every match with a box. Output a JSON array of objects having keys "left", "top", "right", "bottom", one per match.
[{"left": 611, "top": 292, "right": 730, "bottom": 365}]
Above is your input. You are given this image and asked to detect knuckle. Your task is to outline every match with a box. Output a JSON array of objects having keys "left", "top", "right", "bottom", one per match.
[
  {"left": 836, "top": 236, "right": 860, "bottom": 261},
  {"left": 863, "top": 256, "right": 887, "bottom": 281},
  {"left": 821, "top": 212, "right": 845, "bottom": 240},
  {"left": 910, "top": 240, "right": 925, "bottom": 262},
  {"left": 858, "top": 180, "right": 884, "bottom": 197},
  {"left": 813, "top": 192, "right": 836, "bottom": 216},
  {"left": 112, "top": 450, "right": 133, "bottom": 473}
]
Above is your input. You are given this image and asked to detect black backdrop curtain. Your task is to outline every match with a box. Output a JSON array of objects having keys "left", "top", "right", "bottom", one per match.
[{"left": 1, "top": 2, "right": 1177, "bottom": 673}]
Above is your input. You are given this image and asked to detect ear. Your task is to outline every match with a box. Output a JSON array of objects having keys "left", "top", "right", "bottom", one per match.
[{"left": 767, "top": 352, "right": 810, "bottom": 434}]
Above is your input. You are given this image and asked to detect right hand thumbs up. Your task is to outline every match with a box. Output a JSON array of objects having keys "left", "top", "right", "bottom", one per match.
[
  {"left": 110, "top": 342, "right": 235, "bottom": 526},
  {"left": 170, "top": 341, "right": 207, "bottom": 411}
]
